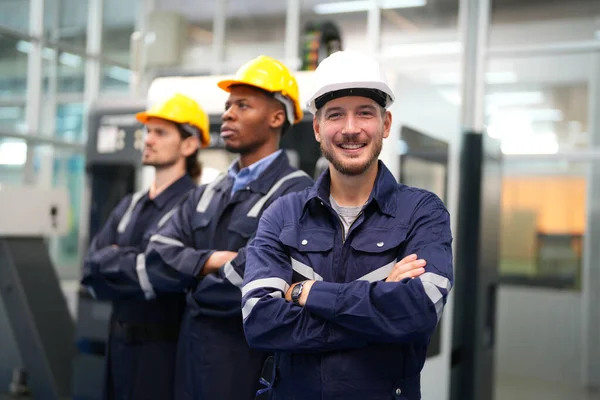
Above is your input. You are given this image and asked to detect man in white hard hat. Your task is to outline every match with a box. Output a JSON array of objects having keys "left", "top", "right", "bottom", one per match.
[{"left": 241, "top": 50, "right": 454, "bottom": 399}]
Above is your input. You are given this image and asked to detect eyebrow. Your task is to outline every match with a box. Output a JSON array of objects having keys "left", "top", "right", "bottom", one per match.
[{"left": 225, "top": 97, "right": 249, "bottom": 106}]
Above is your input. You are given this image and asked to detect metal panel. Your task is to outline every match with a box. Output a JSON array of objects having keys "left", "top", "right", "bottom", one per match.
[
  {"left": 0, "top": 238, "right": 75, "bottom": 398},
  {"left": 450, "top": 133, "right": 502, "bottom": 400}
]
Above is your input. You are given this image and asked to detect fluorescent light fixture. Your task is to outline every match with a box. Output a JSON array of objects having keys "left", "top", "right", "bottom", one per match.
[
  {"left": 500, "top": 133, "right": 559, "bottom": 155},
  {"left": 438, "top": 90, "right": 461, "bottom": 106},
  {"left": 0, "top": 141, "right": 27, "bottom": 166},
  {"left": 0, "top": 107, "right": 22, "bottom": 120},
  {"left": 16, "top": 40, "right": 31, "bottom": 54},
  {"left": 485, "top": 71, "right": 518, "bottom": 84},
  {"left": 107, "top": 66, "right": 131, "bottom": 83},
  {"left": 383, "top": 41, "right": 461, "bottom": 57},
  {"left": 59, "top": 52, "right": 82, "bottom": 68},
  {"left": 314, "top": 0, "right": 426, "bottom": 14},
  {"left": 42, "top": 47, "right": 57, "bottom": 60},
  {"left": 430, "top": 71, "right": 517, "bottom": 85},
  {"left": 486, "top": 91, "right": 544, "bottom": 107}
]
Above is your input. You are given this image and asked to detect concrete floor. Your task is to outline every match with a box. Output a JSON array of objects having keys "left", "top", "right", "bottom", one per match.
[{"left": 496, "top": 374, "right": 600, "bottom": 400}]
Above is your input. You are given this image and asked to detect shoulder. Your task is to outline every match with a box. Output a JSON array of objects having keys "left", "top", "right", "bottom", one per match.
[
  {"left": 397, "top": 184, "right": 446, "bottom": 210},
  {"left": 262, "top": 185, "right": 312, "bottom": 224}
]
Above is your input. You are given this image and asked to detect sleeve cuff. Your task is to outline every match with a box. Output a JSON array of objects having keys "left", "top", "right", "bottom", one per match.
[{"left": 304, "top": 281, "right": 343, "bottom": 320}]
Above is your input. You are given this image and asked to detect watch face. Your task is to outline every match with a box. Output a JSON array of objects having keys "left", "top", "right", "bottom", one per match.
[{"left": 292, "top": 284, "right": 302, "bottom": 297}]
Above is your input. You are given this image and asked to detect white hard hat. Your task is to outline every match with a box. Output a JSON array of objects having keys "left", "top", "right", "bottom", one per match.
[{"left": 306, "top": 50, "right": 395, "bottom": 114}]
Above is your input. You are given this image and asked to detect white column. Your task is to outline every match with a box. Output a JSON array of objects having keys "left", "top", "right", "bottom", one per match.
[
  {"left": 582, "top": 49, "right": 600, "bottom": 390},
  {"left": 284, "top": 0, "right": 301, "bottom": 70},
  {"left": 84, "top": 0, "right": 103, "bottom": 108},
  {"left": 366, "top": 0, "right": 381, "bottom": 56},
  {"left": 211, "top": 0, "right": 229, "bottom": 74},
  {"left": 22, "top": 0, "right": 45, "bottom": 184},
  {"left": 459, "top": 0, "right": 490, "bottom": 132},
  {"left": 130, "top": 0, "right": 155, "bottom": 97}
]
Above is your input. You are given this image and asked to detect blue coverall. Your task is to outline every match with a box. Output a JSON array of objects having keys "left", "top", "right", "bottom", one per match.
[
  {"left": 81, "top": 174, "right": 196, "bottom": 400},
  {"left": 242, "top": 161, "right": 454, "bottom": 400},
  {"left": 144, "top": 152, "right": 314, "bottom": 400}
]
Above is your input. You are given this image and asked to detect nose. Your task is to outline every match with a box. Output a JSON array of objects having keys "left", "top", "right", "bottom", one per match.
[
  {"left": 144, "top": 131, "right": 155, "bottom": 146},
  {"left": 222, "top": 106, "right": 235, "bottom": 122},
  {"left": 341, "top": 114, "right": 360, "bottom": 135}
]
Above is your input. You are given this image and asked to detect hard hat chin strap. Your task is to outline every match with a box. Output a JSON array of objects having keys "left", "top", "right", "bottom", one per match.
[{"left": 274, "top": 93, "right": 296, "bottom": 125}]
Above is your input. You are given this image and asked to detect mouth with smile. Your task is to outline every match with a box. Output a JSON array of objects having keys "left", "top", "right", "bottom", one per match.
[{"left": 336, "top": 142, "right": 367, "bottom": 154}]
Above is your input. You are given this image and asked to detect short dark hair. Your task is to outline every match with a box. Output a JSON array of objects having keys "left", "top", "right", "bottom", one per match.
[{"left": 176, "top": 123, "right": 202, "bottom": 180}]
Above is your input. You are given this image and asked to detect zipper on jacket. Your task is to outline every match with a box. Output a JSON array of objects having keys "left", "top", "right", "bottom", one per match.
[{"left": 339, "top": 211, "right": 363, "bottom": 244}]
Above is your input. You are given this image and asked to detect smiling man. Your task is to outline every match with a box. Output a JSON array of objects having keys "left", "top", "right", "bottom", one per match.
[
  {"left": 144, "top": 56, "right": 313, "bottom": 400},
  {"left": 242, "top": 50, "right": 454, "bottom": 400}
]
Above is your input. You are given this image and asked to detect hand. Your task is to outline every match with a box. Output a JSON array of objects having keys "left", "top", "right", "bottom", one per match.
[
  {"left": 200, "top": 251, "right": 238, "bottom": 276},
  {"left": 285, "top": 280, "right": 315, "bottom": 306},
  {"left": 385, "top": 254, "right": 426, "bottom": 282}
]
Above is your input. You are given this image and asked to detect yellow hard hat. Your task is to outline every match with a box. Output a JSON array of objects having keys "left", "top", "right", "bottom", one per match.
[
  {"left": 217, "top": 55, "right": 304, "bottom": 124},
  {"left": 136, "top": 93, "right": 210, "bottom": 148}
]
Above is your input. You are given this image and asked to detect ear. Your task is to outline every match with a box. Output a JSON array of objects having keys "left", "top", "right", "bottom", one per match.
[
  {"left": 382, "top": 110, "right": 392, "bottom": 139},
  {"left": 268, "top": 108, "right": 286, "bottom": 130},
  {"left": 313, "top": 116, "right": 321, "bottom": 143},
  {"left": 181, "top": 135, "right": 200, "bottom": 157}
]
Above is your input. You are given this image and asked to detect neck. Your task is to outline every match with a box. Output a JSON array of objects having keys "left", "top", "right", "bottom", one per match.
[
  {"left": 149, "top": 166, "right": 186, "bottom": 199},
  {"left": 329, "top": 162, "right": 379, "bottom": 207},
  {"left": 238, "top": 141, "right": 279, "bottom": 169}
]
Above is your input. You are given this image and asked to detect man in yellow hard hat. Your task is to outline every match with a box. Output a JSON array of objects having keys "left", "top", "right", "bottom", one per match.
[
  {"left": 145, "top": 55, "right": 314, "bottom": 399},
  {"left": 81, "top": 93, "right": 209, "bottom": 400}
]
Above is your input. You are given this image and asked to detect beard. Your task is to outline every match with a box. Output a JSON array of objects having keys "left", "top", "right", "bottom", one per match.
[
  {"left": 320, "top": 133, "right": 382, "bottom": 176},
  {"left": 142, "top": 154, "right": 178, "bottom": 169}
]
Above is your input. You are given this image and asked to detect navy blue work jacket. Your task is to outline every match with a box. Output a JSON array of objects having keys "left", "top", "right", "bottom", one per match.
[
  {"left": 242, "top": 161, "right": 454, "bottom": 400},
  {"left": 82, "top": 173, "right": 196, "bottom": 324},
  {"left": 81, "top": 173, "right": 196, "bottom": 400},
  {"left": 144, "top": 152, "right": 314, "bottom": 400}
]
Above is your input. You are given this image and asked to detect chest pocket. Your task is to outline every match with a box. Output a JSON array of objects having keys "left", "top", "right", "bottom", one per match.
[
  {"left": 279, "top": 225, "right": 334, "bottom": 283},
  {"left": 349, "top": 226, "right": 409, "bottom": 282},
  {"left": 228, "top": 214, "right": 259, "bottom": 239}
]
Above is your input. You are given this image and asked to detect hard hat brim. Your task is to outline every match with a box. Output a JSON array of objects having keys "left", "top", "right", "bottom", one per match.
[
  {"left": 217, "top": 79, "right": 244, "bottom": 92},
  {"left": 307, "top": 81, "right": 395, "bottom": 114}
]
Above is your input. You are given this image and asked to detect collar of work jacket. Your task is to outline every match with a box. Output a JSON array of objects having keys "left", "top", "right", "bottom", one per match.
[{"left": 302, "top": 160, "right": 397, "bottom": 218}]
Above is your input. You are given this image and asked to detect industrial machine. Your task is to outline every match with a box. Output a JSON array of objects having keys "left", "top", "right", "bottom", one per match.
[
  {"left": 71, "top": 99, "right": 147, "bottom": 400},
  {"left": 0, "top": 186, "right": 74, "bottom": 399}
]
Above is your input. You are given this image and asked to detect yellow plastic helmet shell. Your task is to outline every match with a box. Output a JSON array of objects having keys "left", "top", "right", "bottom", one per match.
[
  {"left": 217, "top": 55, "right": 304, "bottom": 124},
  {"left": 136, "top": 93, "right": 210, "bottom": 148}
]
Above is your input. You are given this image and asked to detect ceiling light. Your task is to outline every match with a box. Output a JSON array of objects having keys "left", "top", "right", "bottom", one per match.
[
  {"left": 500, "top": 133, "right": 559, "bottom": 155},
  {"left": 486, "top": 91, "right": 544, "bottom": 107},
  {"left": 0, "top": 141, "right": 27, "bottom": 166},
  {"left": 314, "top": 0, "right": 426, "bottom": 15},
  {"left": 429, "top": 71, "right": 517, "bottom": 85}
]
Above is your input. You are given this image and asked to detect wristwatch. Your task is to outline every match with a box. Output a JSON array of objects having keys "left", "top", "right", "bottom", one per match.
[{"left": 291, "top": 281, "right": 307, "bottom": 306}]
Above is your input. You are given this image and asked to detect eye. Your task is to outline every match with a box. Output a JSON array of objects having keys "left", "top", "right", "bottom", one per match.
[
  {"left": 238, "top": 102, "right": 249, "bottom": 109},
  {"left": 326, "top": 112, "right": 341, "bottom": 120},
  {"left": 358, "top": 110, "right": 374, "bottom": 117}
]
